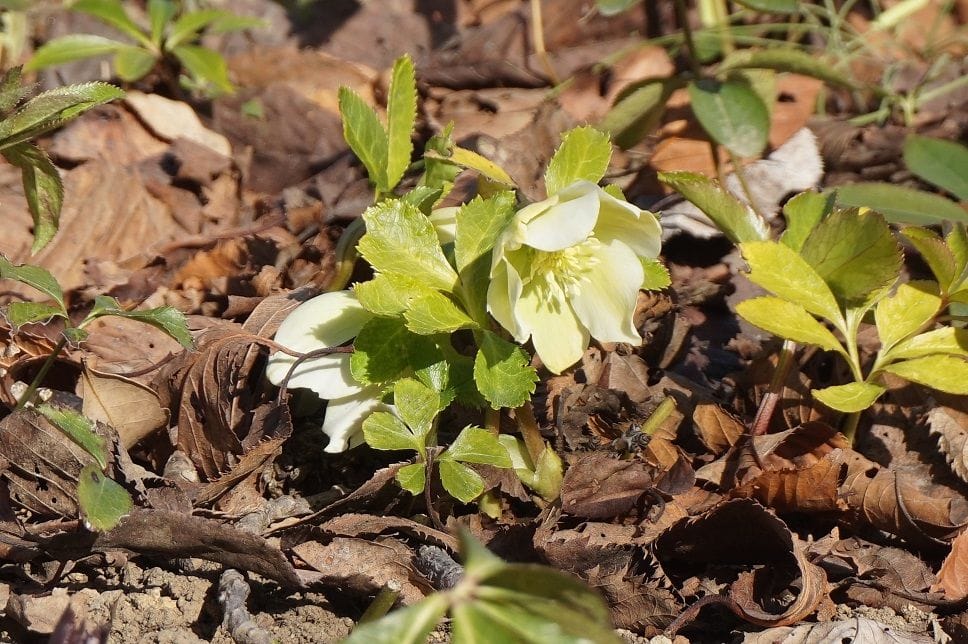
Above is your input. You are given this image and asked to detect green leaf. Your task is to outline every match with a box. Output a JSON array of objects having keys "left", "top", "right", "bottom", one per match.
[
  {"left": 780, "top": 191, "right": 834, "bottom": 252},
  {"left": 404, "top": 291, "right": 476, "bottom": 335},
  {"left": 687, "top": 78, "right": 769, "bottom": 158},
  {"left": 113, "top": 46, "right": 157, "bottom": 82},
  {"left": 453, "top": 602, "right": 528, "bottom": 644},
  {"left": 339, "top": 86, "right": 388, "bottom": 191},
  {"left": 362, "top": 411, "right": 421, "bottom": 452},
  {"left": 147, "top": 0, "right": 177, "bottom": 45},
  {"left": 902, "top": 135, "right": 968, "bottom": 201},
  {"left": 443, "top": 427, "right": 512, "bottom": 467},
  {"left": 600, "top": 78, "right": 675, "bottom": 149},
  {"left": 171, "top": 45, "right": 233, "bottom": 95},
  {"left": 544, "top": 126, "right": 612, "bottom": 195},
  {"left": 473, "top": 330, "right": 537, "bottom": 410},
  {"left": 354, "top": 272, "right": 432, "bottom": 317},
  {"left": 659, "top": 171, "right": 769, "bottom": 244},
  {"left": 0, "top": 255, "right": 65, "bottom": 309},
  {"left": 733, "top": 0, "right": 799, "bottom": 11},
  {"left": 3, "top": 143, "right": 64, "bottom": 253},
  {"left": 739, "top": 241, "right": 842, "bottom": 325},
  {"left": 719, "top": 48, "right": 855, "bottom": 89},
  {"left": 888, "top": 327, "right": 968, "bottom": 361},
  {"left": 595, "top": 0, "right": 640, "bottom": 16},
  {"left": 447, "top": 147, "right": 515, "bottom": 186},
  {"left": 0, "top": 67, "right": 29, "bottom": 115},
  {"left": 165, "top": 9, "right": 228, "bottom": 48},
  {"left": 830, "top": 183, "right": 968, "bottom": 225},
  {"left": 874, "top": 281, "right": 941, "bottom": 352},
  {"left": 25, "top": 35, "right": 127, "bottom": 71},
  {"left": 812, "top": 382, "right": 886, "bottom": 413},
  {"left": 438, "top": 459, "right": 485, "bottom": 503},
  {"left": 350, "top": 316, "right": 442, "bottom": 385},
  {"left": 395, "top": 462, "right": 427, "bottom": 495},
  {"left": 454, "top": 192, "right": 517, "bottom": 273},
  {"left": 386, "top": 55, "right": 417, "bottom": 192},
  {"left": 344, "top": 594, "right": 449, "bottom": 644},
  {"left": 36, "top": 404, "right": 107, "bottom": 469},
  {"left": 76, "top": 464, "right": 133, "bottom": 532},
  {"left": 641, "top": 257, "right": 671, "bottom": 290},
  {"left": 884, "top": 355, "right": 968, "bottom": 395},
  {"left": 0, "top": 82, "right": 125, "bottom": 151},
  {"left": 4, "top": 301, "right": 67, "bottom": 327},
  {"left": 799, "top": 208, "right": 901, "bottom": 308},
  {"left": 85, "top": 296, "right": 193, "bottom": 348},
  {"left": 359, "top": 200, "right": 459, "bottom": 292},
  {"left": 393, "top": 378, "right": 443, "bottom": 437},
  {"left": 736, "top": 296, "right": 842, "bottom": 352},
  {"left": 70, "top": 0, "right": 151, "bottom": 47},
  {"left": 899, "top": 227, "right": 958, "bottom": 293}
]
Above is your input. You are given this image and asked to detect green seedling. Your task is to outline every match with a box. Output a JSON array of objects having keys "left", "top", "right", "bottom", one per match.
[
  {"left": 0, "top": 66, "right": 123, "bottom": 252},
  {"left": 26, "top": 0, "right": 261, "bottom": 96}
]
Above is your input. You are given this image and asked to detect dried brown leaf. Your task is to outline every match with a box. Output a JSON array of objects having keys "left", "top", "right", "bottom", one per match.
[
  {"left": 929, "top": 402, "right": 968, "bottom": 484},
  {"left": 741, "top": 617, "right": 934, "bottom": 644},
  {"left": 80, "top": 362, "right": 168, "bottom": 449},
  {"left": 934, "top": 529, "right": 968, "bottom": 600},
  {"left": 693, "top": 402, "right": 745, "bottom": 456},
  {"left": 560, "top": 453, "right": 660, "bottom": 520}
]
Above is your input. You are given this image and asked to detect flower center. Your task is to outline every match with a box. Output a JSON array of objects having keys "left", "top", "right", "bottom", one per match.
[{"left": 528, "top": 238, "right": 601, "bottom": 297}]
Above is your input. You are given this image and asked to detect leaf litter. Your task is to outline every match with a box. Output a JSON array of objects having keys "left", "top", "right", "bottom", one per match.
[{"left": 0, "top": 0, "right": 965, "bottom": 642}]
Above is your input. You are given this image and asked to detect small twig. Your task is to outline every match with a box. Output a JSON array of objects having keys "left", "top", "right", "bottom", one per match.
[
  {"left": 218, "top": 569, "right": 272, "bottom": 644},
  {"left": 276, "top": 346, "right": 354, "bottom": 402},
  {"left": 423, "top": 453, "right": 446, "bottom": 532},
  {"left": 750, "top": 340, "right": 798, "bottom": 437}
]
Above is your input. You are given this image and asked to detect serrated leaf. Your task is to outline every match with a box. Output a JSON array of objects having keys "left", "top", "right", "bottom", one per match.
[
  {"left": 900, "top": 227, "right": 958, "bottom": 293},
  {"left": 455, "top": 191, "right": 517, "bottom": 272},
  {"left": 25, "top": 35, "right": 127, "bottom": 72},
  {"left": 359, "top": 199, "right": 459, "bottom": 292},
  {"left": 404, "top": 291, "right": 476, "bottom": 335},
  {"left": 3, "top": 143, "right": 64, "bottom": 253},
  {"left": 86, "top": 296, "right": 193, "bottom": 348},
  {"left": 354, "top": 273, "right": 432, "bottom": 317},
  {"left": 736, "top": 296, "right": 842, "bottom": 352},
  {"left": 888, "top": 327, "right": 968, "bottom": 361},
  {"left": 830, "top": 183, "right": 968, "bottom": 225},
  {"left": 473, "top": 331, "right": 537, "bottom": 410},
  {"left": 780, "top": 191, "right": 834, "bottom": 252},
  {"left": 740, "top": 241, "right": 842, "bottom": 325},
  {"left": 77, "top": 464, "right": 133, "bottom": 532},
  {"left": 884, "top": 355, "right": 968, "bottom": 395},
  {"left": 688, "top": 78, "right": 769, "bottom": 158},
  {"left": 362, "top": 411, "right": 420, "bottom": 452},
  {"left": 147, "top": 0, "right": 176, "bottom": 45},
  {"left": 719, "top": 48, "right": 855, "bottom": 89},
  {"left": 36, "top": 404, "right": 107, "bottom": 469},
  {"left": 902, "top": 135, "right": 968, "bottom": 201},
  {"left": 0, "top": 255, "right": 64, "bottom": 308},
  {"left": 874, "top": 281, "right": 941, "bottom": 352},
  {"left": 393, "top": 378, "right": 443, "bottom": 436},
  {"left": 396, "top": 462, "right": 427, "bottom": 495},
  {"left": 350, "top": 316, "right": 441, "bottom": 385},
  {"left": 799, "top": 208, "right": 901, "bottom": 308},
  {"left": 339, "top": 86, "right": 388, "bottom": 191},
  {"left": 171, "top": 45, "right": 233, "bottom": 95},
  {"left": 659, "top": 171, "right": 769, "bottom": 244},
  {"left": 70, "top": 0, "right": 152, "bottom": 47},
  {"left": 641, "top": 257, "right": 671, "bottom": 290},
  {"left": 601, "top": 78, "right": 676, "bottom": 149},
  {"left": 0, "top": 67, "right": 29, "bottom": 115},
  {"left": 386, "top": 55, "right": 417, "bottom": 191},
  {"left": 401, "top": 185, "right": 442, "bottom": 215},
  {"left": 0, "top": 82, "right": 125, "bottom": 151},
  {"left": 438, "top": 459, "right": 485, "bottom": 503},
  {"left": 443, "top": 427, "right": 512, "bottom": 467},
  {"left": 113, "top": 46, "right": 157, "bottom": 82},
  {"left": 812, "top": 382, "right": 886, "bottom": 413},
  {"left": 3, "top": 301, "right": 66, "bottom": 327},
  {"left": 544, "top": 127, "right": 612, "bottom": 195},
  {"left": 344, "top": 594, "right": 449, "bottom": 644}
]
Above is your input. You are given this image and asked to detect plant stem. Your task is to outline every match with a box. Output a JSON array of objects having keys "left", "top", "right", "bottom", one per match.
[
  {"left": 842, "top": 412, "right": 861, "bottom": 444},
  {"left": 674, "top": 0, "right": 703, "bottom": 78},
  {"left": 15, "top": 334, "right": 67, "bottom": 411},
  {"left": 751, "top": 339, "right": 797, "bottom": 436},
  {"left": 484, "top": 407, "right": 501, "bottom": 437},
  {"left": 357, "top": 582, "right": 401, "bottom": 624},
  {"left": 640, "top": 397, "right": 677, "bottom": 436},
  {"left": 530, "top": 0, "right": 559, "bottom": 85},
  {"left": 327, "top": 217, "right": 366, "bottom": 292},
  {"left": 728, "top": 149, "right": 766, "bottom": 222},
  {"left": 514, "top": 401, "right": 545, "bottom": 465}
]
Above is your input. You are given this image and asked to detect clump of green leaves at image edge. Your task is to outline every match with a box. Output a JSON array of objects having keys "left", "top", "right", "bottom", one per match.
[
  {"left": 0, "top": 255, "right": 193, "bottom": 530},
  {"left": 26, "top": 0, "right": 261, "bottom": 96}
]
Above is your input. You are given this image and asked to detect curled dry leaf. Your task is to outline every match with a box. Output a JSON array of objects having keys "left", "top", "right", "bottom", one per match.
[
  {"left": 933, "top": 529, "right": 968, "bottom": 601},
  {"left": 740, "top": 616, "right": 934, "bottom": 644},
  {"left": 80, "top": 362, "right": 168, "bottom": 449},
  {"left": 692, "top": 402, "right": 745, "bottom": 456},
  {"left": 928, "top": 401, "right": 968, "bottom": 484}
]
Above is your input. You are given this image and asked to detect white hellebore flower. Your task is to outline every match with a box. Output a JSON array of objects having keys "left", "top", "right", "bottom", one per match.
[
  {"left": 265, "top": 290, "right": 385, "bottom": 453},
  {"left": 487, "top": 180, "right": 662, "bottom": 374}
]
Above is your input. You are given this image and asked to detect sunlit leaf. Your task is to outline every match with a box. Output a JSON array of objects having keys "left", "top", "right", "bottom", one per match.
[
  {"left": 812, "top": 382, "right": 886, "bottom": 413},
  {"left": 544, "top": 127, "right": 612, "bottom": 195},
  {"left": 113, "top": 46, "right": 157, "bottom": 81},
  {"left": 888, "top": 327, "right": 968, "bottom": 361},
  {"left": 404, "top": 291, "right": 477, "bottom": 335},
  {"left": 874, "top": 281, "right": 941, "bottom": 352},
  {"left": 438, "top": 459, "right": 485, "bottom": 503},
  {"left": 830, "top": 183, "right": 968, "bottom": 225},
  {"left": 351, "top": 316, "right": 442, "bottom": 385},
  {"left": 25, "top": 35, "right": 127, "bottom": 71},
  {"left": 36, "top": 404, "right": 107, "bottom": 469},
  {"left": 362, "top": 411, "right": 421, "bottom": 452},
  {"left": 780, "top": 191, "right": 834, "bottom": 252},
  {"left": 396, "top": 462, "right": 426, "bottom": 495},
  {"left": 473, "top": 330, "right": 537, "bottom": 410},
  {"left": 77, "top": 464, "right": 134, "bottom": 532},
  {"left": 902, "top": 135, "right": 968, "bottom": 201},
  {"left": 688, "top": 78, "right": 769, "bottom": 158},
  {"left": 3, "top": 301, "right": 66, "bottom": 327},
  {"left": 600, "top": 78, "right": 675, "bottom": 149},
  {"left": 393, "top": 378, "right": 444, "bottom": 437},
  {"left": 86, "top": 296, "right": 193, "bottom": 348},
  {"left": 444, "top": 427, "right": 512, "bottom": 467},
  {"left": 884, "top": 355, "right": 968, "bottom": 394},
  {"left": 641, "top": 257, "right": 671, "bottom": 290},
  {"left": 3, "top": 143, "right": 63, "bottom": 253},
  {"left": 0, "top": 255, "right": 65, "bottom": 308},
  {"left": 70, "top": 0, "right": 151, "bottom": 47},
  {"left": 454, "top": 192, "right": 517, "bottom": 273},
  {"left": 386, "top": 55, "right": 417, "bottom": 192},
  {"left": 354, "top": 272, "right": 432, "bottom": 317},
  {"left": 147, "top": 0, "right": 177, "bottom": 45},
  {"left": 339, "top": 86, "right": 388, "bottom": 191},
  {"left": 659, "top": 171, "right": 768, "bottom": 244},
  {"left": 171, "top": 44, "right": 233, "bottom": 95},
  {"left": 736, "top": 296, "right": 842, "bottom": 352},
  {"left": 898, "top": 227, "right": 959, "bottom": 293}
]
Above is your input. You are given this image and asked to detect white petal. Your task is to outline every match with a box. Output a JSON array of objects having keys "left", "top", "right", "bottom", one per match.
[
  {"left": 571, "top": 240, "right": 643, "bottom": 345},
  {"left": 266, "top": 352, "right": 363, "bottom": 399},
  {"left": 320, "top": 388, "right": 387, "bottom": 453},
  {"left": 515, "top": 279, "right": 589, "bottom": 374},
  {"left": 274, "top": 291, "right": 371, "bottom": 351},
  {"left": 429, "top": 207, "right": 458, "bottom": 245},
  {"left": 593, "top": 189, "right": 662, "bottom": 259},
  {"left": 522, "top": 184, "right": 599, "bottom": 252},
  {"left": 487, "top": 257, "right": 528, "bottom": 343}
]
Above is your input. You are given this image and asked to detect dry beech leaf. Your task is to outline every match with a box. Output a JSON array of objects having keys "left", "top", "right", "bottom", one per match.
[
  {"left": 692, "top": 402, "right": 745, "bottom": 456},
  {"left": 561, "top": 453, "right": 666, "bottom": 520},
  {"left": 80, "top": 362, "right": 168, "bottom": 449},
  {"left": 933, "top": 529, "right": 968, "bottom": 600},
  {"left": 741, "top": 617, "right": 934, "bottom": 644},
  {"left": 928, "top": 403, "right": 968, "bottom": 483}
]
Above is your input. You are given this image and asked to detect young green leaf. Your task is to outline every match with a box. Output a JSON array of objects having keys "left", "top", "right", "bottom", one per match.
[
  {"left": 0, "top": 82, "right": 125, "bottom": 151},
  {"left": 438, "top": 459, "right": 485, "bottom": 503},
  {"left": 171, "top": 45, "right": 233, "bottom": 95},
  {"left": 0, "top": 67, "right": 29, "bottom": 114},
  {"left": 70, "top": 0, "right": 153, "bottom": 48},
  {"left": 687, "top": 78, "right": 769, "bottom": 158},
  {"left": 3, "top": 143, "right": 64, "bottom": 253},
  {"left": 739, "top": 241, "right": 842, "bottom": 326},
  {"left": 659, "top": 171, "right": 769, "bottom": 244},
  {"left": 25, "top": 35, "right": 127, "bottom": 72},
  {"left": 874, "top": 281, "right": 941, "bottom": 352},
  {"left": 444, "top": 427, "right": 512, "bottom": 467},
  {"left": 0, "top": 255, "right": 65, "bottom": 309},
  {"left": 830, "top": 183, "right": 968, "bottom": 225},
  {"left": 77, "top": 464, "right": 134, "bottom": 532},
  {"left": 600, "top": 78, "right": 676, "bottom": 150},
  {"left": 812, "top": 382, "right": 886, "bottom": 413},
  {"left": 354, "top": 272, "right": 432, "bottom": 317},
  {"left": 445, "top": 147, "right": 515, "bottom": 187},
  {"left": 351, "top": 316, "right": 442, "bottom": 385},
  {"left": 404, "top": 291, "right": 477, "bottom": 335},
  {"left": 362, "top": 411, "right": 421, "bottom": 453},
  {"left": 344, "top": 594, "right": 450, "bottom": 644},
  {"left": 359, "top": 199, "right": 459, "bottom": 292},
  {"left": 903, "top": 135, "right": 968, "bottom": 201},
  {"left": 165, "top": 10, "right": 243, "bottom": 49},
  {"left": 393, "top": 378, "right": 443, "bottom": 437},
  {"left": 395, "top": 462, "right": 427, "bottom": 496},
  {"left": 799, "top": 208, "right": 901, "bottom": 308},
  {"left": 883, "top": 356, "right": 968, "bottom": 394},
  {"left": 36, "top": 404, "right": 107, "bottom": 469},
  {"left": 454, "top": 192, "right": 517, "bottom": 273},
  {"left": 147, "top": 0, "right": 177, "bottom": 46},
  {"left": 498, "top": 436, "right": 563, "bottom": 502},
  {"left": 780, "top": 191, "right": 834, "bottom": 252},
  {"left": 544, "top": 126, "right": 612, "bottom": 196},
  {"left": 736, "top": 296, "right": 843, "bottom": 352},
  {"left": 899, "top": 227, "right": 958, "bottom": 293},
  {"left": 888, "top": 327, "right": 968, "bottom": 361},
  {"left": 718, "top": 49, "right": 855, "bottom": 89},
  {"left": 386, "top": 55, "right": 417, "bottom": 192},
  {"left": 113, "top": 46, "right": 157, "bottom": 82},
  {"left": 473, "top": 330, "right": 538, "bottom": 410},
  {"left": 3, "top": 301, "right": 67, "bottom": 327},
  {"left": 339, "top": 86, "right": 388, "bottom": 191},
  {"left": 85, "top": 296, "right": 193, "bottom": 349},
  {"left": 641, "top": 258, "right": 671, "bottom": 290}
]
